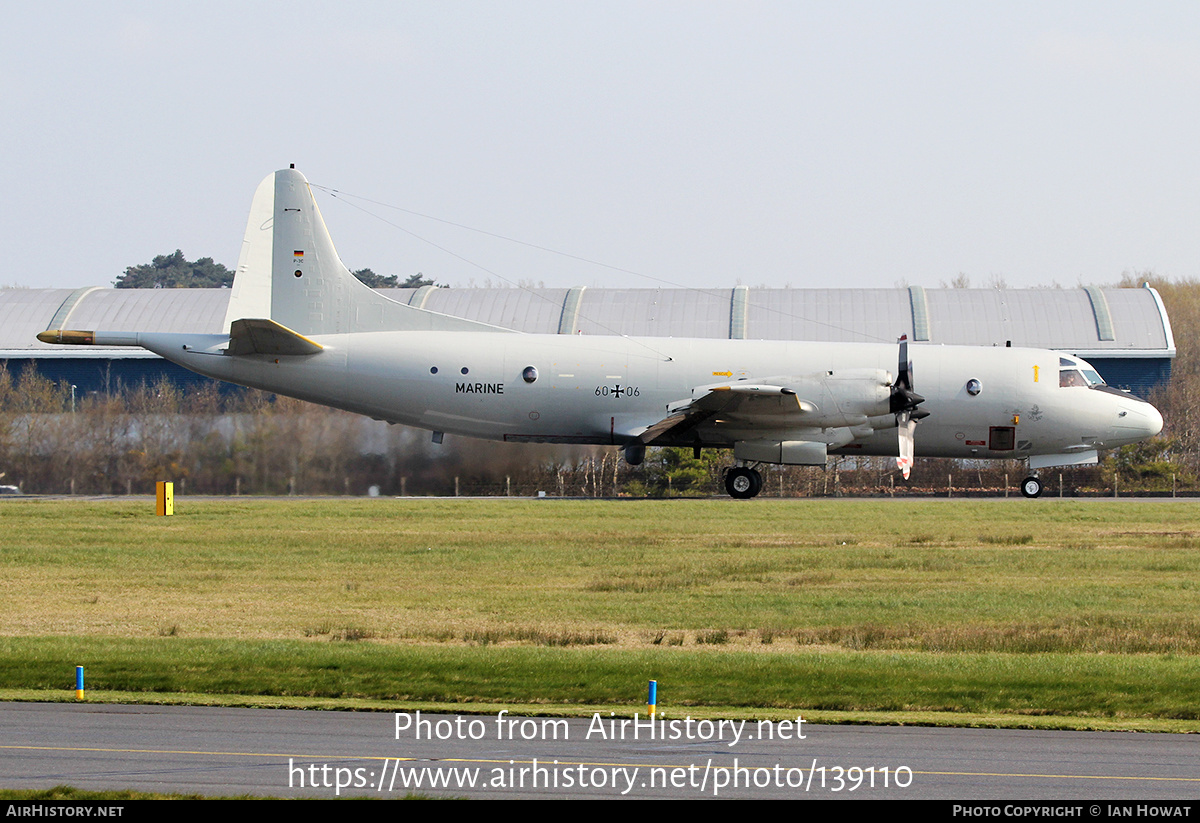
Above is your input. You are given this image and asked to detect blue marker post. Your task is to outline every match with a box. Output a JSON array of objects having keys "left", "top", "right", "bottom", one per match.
[
  {"left": 648, "top": 680, "right": 657, "bottom": 718},
  {"left": 75, "top": 666, "right": 84, "bottom": 700}
]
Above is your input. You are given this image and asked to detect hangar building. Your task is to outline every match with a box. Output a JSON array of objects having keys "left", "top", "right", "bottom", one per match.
[{"left": 0, "top": 283, "right": 1175, "bottom": 397}]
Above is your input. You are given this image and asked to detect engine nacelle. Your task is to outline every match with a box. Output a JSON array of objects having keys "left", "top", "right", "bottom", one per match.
[
  {"left": 734, "top": 439, "right": 828, "bottom": 466},
  {"left": 816, "top": 368, "right": 894, "bottom": 420}
]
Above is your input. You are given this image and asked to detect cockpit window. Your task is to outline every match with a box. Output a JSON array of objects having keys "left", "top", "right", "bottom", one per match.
[
  {"left": 1059, "top": 357, "right": 1076, "bottom": 367},
  {"left": 1060, "top": 368, "right": 1106, "bottom": 388}
]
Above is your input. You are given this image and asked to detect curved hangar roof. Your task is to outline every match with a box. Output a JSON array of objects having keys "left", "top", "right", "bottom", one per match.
[
  {"left": 2, "top": 286, "right": 230, "bottom": 362},
  {"left": 405, "top": 283, "right": 1175, "bottom": 360},
  {"left": 3, "top": 283, "right": 1173, "bottom": 360}
]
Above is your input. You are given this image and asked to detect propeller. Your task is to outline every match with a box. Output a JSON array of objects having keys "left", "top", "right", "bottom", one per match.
[{"left": 890, "top": 335, "right": 928, "bottom": 479}]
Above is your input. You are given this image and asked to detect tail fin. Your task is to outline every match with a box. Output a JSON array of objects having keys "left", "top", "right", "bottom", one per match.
[{"left": 223, "top": 167, "right": 507, "bottom": 336}]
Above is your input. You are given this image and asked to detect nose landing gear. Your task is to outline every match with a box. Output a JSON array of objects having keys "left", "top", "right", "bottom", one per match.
[{"left": 1020, "top": 475, "right": 1043, "bottom": 498}]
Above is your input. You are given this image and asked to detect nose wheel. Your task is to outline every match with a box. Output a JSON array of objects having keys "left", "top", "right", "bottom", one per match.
[
  {"left": 1020, "top": 476, "right": 1043, "bottom": 498},
  {"left": 725, "top": 466, "right": 763, "bottom": 499}
]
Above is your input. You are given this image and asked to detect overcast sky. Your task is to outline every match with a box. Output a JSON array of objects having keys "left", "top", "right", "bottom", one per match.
[{"left": 4, "top": 1, "right": 1200, "bottom": 292}]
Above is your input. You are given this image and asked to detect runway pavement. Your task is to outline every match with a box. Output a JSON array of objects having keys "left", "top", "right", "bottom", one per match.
[{"left": 2, "top": 702, "right": 1199, "bottom": 800}]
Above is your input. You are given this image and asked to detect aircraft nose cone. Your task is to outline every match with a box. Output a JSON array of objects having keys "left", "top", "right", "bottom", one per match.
[
  {"left": 1116, "top": 401, "right": 1163, "bottom": 441},
  {"left": 1145, "top": 403, "right": 1164, "bottom": 437}
]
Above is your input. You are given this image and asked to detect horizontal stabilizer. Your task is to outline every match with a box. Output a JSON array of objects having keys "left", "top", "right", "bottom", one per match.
[{"left": 226, "top": 318, "right": 323, "bottom": 356}]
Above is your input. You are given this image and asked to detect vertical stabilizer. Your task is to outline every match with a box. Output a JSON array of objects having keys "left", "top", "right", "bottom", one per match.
[
  {"left": 224, "top": 174, "right": 276, "bottom": 330},
  {"left": 223, "top": 167, "right": 508, "bottom": 336}
]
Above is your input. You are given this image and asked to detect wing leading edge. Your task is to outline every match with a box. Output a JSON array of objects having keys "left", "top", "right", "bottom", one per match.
[{"left": 634, "top": 371, "right": 896, "bottom": 459}]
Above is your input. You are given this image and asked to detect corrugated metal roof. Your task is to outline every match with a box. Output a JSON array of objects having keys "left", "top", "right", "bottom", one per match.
[
  {"left": 745, "top": 289, "right": 913, "bottom": 343},
  {"left": 65, "top": 288, "right": 231, "bottom": 335},
  {"left": 1, "top": 289, "right": 80, "bottom": 352},
  {"left": 570, "top": 288, "right": 733, "bottom": 338},
  {"left": 421, "top": 287, "right": 568, "bottom": 331},
  {"left": 924, "top": 289, "right": 1072, "bottom": 348},
  {"left": 0, "top": 285, "right": 1173, "bottom": 356},
  {"left": 1102, "top": 287, "right": 1175, "bottom": 350},
  {"left": 922, "top": 288, "right": 1171, "bottom": 351}
]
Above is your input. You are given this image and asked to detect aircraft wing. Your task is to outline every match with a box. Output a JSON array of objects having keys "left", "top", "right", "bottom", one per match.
[
  {"left": 635, "top": 407, "right": 716, "bottom": 444},
  {"left": 636, "top": 383, "right": 817, "bottom": 444}
]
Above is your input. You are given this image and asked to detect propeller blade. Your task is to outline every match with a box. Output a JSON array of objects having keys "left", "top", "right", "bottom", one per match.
[
  {"left": 892, "top": 335, "right": 923, "bottom": 479},
  {"left": 897, "top": 411, "right": 916, "bottom": 480},
  {"left": 890, "top": 334, "right": 923, "bottom": 413}
]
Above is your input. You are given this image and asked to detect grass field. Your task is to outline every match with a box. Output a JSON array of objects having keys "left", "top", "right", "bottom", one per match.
[{"left": 3, "top": 497, "right": 1200, "bottom": 729}]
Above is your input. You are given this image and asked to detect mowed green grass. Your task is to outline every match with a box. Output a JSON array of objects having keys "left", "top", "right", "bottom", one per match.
[{"left": 3, "top": 497, "right": 1200, "bottom": 726}]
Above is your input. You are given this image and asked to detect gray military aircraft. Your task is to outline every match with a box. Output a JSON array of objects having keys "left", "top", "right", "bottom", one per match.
[{"left": 38, "top": 167, "right": 1164, "bottom": 498}]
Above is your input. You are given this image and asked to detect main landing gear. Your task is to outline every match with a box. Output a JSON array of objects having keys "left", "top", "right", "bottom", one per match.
[
  {"left": 1020, "top": 475, "right": 1043, "bottom": 498},
  {"left": 725, "top": 466, "right": 763, "bottom": 499}
]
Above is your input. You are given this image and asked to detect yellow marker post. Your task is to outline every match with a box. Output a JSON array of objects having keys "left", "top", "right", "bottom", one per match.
[
  {"left": 75, "top": 666, "right": 84, "bottom": 700},
  {"left": 648, "top": 680, "right": 657, "bottom": 718},
  {"left": 156, "top": 481, "right": 174, "bottom": 516}
]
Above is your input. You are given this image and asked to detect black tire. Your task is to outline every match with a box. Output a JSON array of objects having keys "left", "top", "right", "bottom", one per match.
[
  {"left": 1020, "top": 476, "right": 1043, "bottom": 498},
  {"left": 726, "top": 467, "right": 760, "bottom": 499},
  {"left": 749, "top": 468, "right": 763, "bottom": 497}
]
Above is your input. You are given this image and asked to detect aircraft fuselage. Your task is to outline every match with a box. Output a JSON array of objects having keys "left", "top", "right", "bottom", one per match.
[{"left": 137, "top": 330, "right": 1160, "bottom": 461}]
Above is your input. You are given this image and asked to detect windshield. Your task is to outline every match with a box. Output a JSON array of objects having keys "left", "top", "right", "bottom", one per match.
[
  {"left": 1060, "top": 369, "right": 1086, "bottom": 387},
  {"left": 1058, "top": 357, "right": 1106, "bottom": 388}
]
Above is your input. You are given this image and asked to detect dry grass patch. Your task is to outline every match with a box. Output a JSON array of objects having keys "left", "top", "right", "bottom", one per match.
[{"left": 5, "top": 497, "right": 1200, "bottom": 655}]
